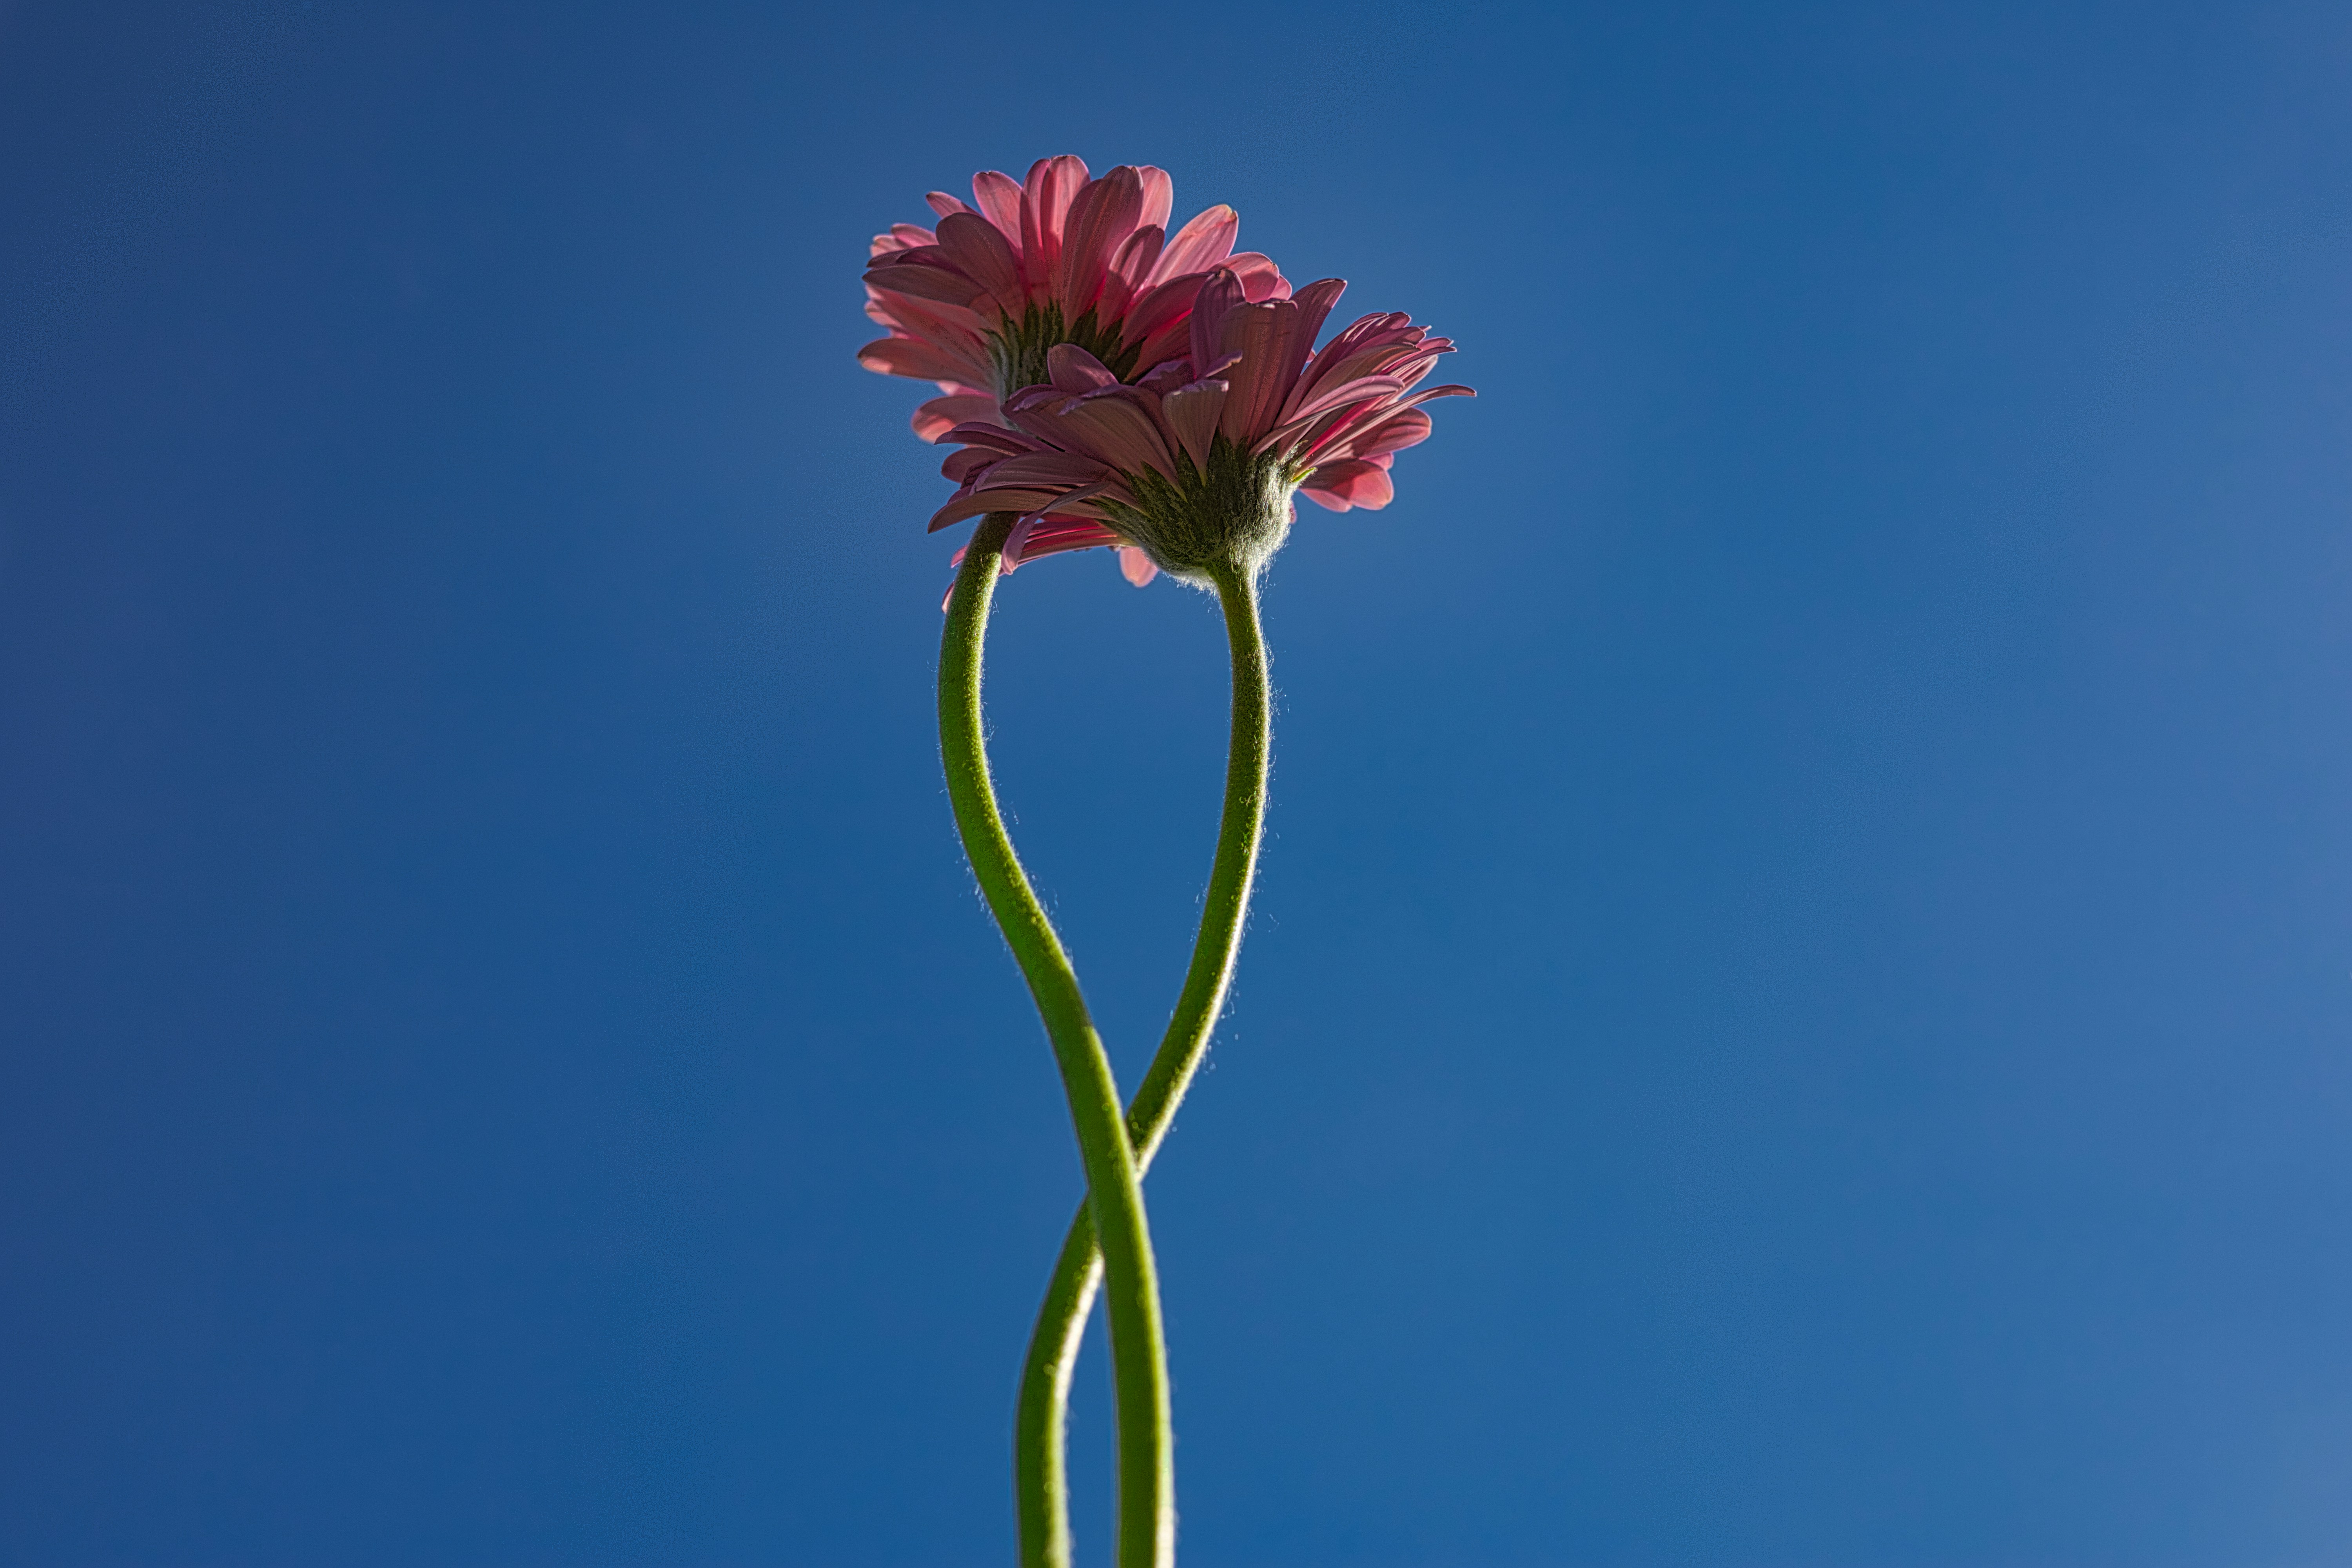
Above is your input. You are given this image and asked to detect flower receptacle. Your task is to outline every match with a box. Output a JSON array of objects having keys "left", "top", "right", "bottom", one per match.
[{"left": 1098, "top": 437, "right": 1300, "bottom": 583}]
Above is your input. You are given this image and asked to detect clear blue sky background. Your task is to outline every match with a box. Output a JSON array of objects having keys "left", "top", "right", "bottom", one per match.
[{"left": 4, "top": 2, "right": 2350, "bottom": 1564}]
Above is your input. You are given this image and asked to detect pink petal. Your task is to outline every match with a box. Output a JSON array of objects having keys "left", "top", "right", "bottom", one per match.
[
  {"left": 1152, "top": 205, "right": 1238, "bottom": 282},
  {"left": 1226, "top": 253, "right": 1289, "bottom": 302},
  {"left": 862, "top": 253, "right": 985, "bottom": 308},
  {"left": 971, "top": 171, "right": 1025, "bottom": 245},
  {"left": 933, "top": 212, "right": 1024, "bottom": 316},
  {"left": 940, "top": 446, "right": 999, "bottom": 483},
  {"left": 1003, "top": 382, "right": 1070, "bottom": 419},
  {"left": 1332, "top": 406, "right": 1432, "bottom": 460},
  {"left": 1296, "top": 385, "right": 1472, "bottom": 459},
  {"left": 1123, "top": 272, "right": 1209, "bottom": 350},
  {"left": 926, "top": 191, "right": 974, "bottom": 219},
  {"left": 931, "top": 487, "right": 1066, "bottom": 531},
  {"left": 1215, "top": 301, "right": 1304, "bottom": 446},
  {"left": 1299, "top": 459, "right": 1394, "bottom": 511},
  {"left": 1133, "top": 167, "right": 1174, "bottom": 232},
  {"left": 938, "top": 421, "right": 1034, "bottom": 456},
  {"left": 1112, "top": 227, "right": 1166, "bottom": 283},
  {"left": 1097, "top": 225, "right": 1165, "bottom": 321},
  {"left": 1295, "top": 399, "right": 1405, "bottom": 464},
  {"left": 1138, "top": 359, "right": 1196, "bottom": 396},
  {"left": 856, "top": 296, "right": 994, "bottom": 389},
  {"left": 1188, "top": 268, "right": 1249, "bottom": 388},
  {"left": 914, "top": 394, "right": 1000, "bottom": 443},
  {"left": 859, "top": 335, "right": 983, "bottom": 384},
  {"left": 1285, "top": 278, "right": 1348, "bottom": 386},
  {"left": 1054, "top": 392, "right": 1179, "bottom": 476},
  {"left": 1124, "top": 318, "right": 1196, "bottom": 379},
  {"left": 964, "top": 450, "right": 1111, "bottom": 492},
  {"left": 1020, "top": 154, "right": 1088, "bottom": 302},
  {"left": 1118, "top": 546, "right": 1159, "bottom": 586},
  {"left": 1272, "top": 374, "right": 1408, "bottom": 437},
  {"left": 1291, "top": 332, "right": 1428, "bottom": 411},
  {"left": 1045, "top": 343, "right": 1120, "bottom": 394},
  {"left": 1055, "top": 165, "right": 1144, "bottom": 317},
  {"left": 1355, "top": 383, "right": 1477, "bottom": 425},
  {"left": 1010, "top": 516, "right": 1128, "bottom": 564},
  {"left": 863, "top": 285, "right": 986, "bottom": 342},
  {"left": 1298, "top": 316, "right": 1420, "bottom": 397},
  {"left": 1163, "top": 379, "right": 1228, "bottom": 469},
  {"left": 1002, "top": 512, "right": 1044, "bottom": 562}
]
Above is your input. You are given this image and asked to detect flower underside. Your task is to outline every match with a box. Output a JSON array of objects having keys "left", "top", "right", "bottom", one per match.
[
  {"left": 1091, "top": 437, "right": 1302, "bottom": 579},
  {"left": 987, "top": 305, "right": 1147, "bottom": 401},
  {"left": 930, "top": 267, "right": 1474, "bottom": 588}
]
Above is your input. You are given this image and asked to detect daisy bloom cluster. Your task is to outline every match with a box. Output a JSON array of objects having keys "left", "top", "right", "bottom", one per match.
[
  {"left": 871, "top": 155, "right": 1479, "bottom": 1568},
  {"left": 923, "top": 266, "right": 1473, "bottom": 586}
]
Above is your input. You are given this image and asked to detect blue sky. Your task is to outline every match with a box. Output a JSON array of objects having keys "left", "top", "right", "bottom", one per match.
[{"left": 5, "top": 2, "right": 2352, "bottom": 1564}]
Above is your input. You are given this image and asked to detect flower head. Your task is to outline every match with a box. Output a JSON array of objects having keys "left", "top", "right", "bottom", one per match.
[
  {"left": 926, "top": 268, "right": 1473, "bottom": 586},
  {"left": 860, "top": 156, "right": 1289, "bottom": 443}
]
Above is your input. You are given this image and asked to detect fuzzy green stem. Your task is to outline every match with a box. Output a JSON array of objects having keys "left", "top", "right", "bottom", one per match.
[
  {"left": 940, "top": 514, "right": 1176, "bottom": 1568},
  {"left": 1014, "top": 556, "right": 1272, "bottom": 1568}
]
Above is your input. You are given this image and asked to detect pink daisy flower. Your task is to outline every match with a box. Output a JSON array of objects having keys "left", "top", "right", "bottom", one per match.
[
  {"left": 860, "top": 155, "right": 1289, "bottom": 439},
  {"left": 923, "top": 267, "right": 1473, "bottom": 586},
  {"left": 862, "top": 158, "right": 1292, "bottom": 593}
]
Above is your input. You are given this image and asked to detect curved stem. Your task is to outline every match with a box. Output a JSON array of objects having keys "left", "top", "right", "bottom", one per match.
[
  {"left": 1015, "top": 557, "right": 1272, "bottom": 1568},
  {"left": 940, "top": 514, "right": 1176, "bottom": 1568}
]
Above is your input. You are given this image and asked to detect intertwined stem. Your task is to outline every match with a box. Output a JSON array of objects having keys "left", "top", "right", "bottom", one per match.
[
  {"left": 939, "top": 514, "right": 1176, "bottom": 1568},
  {"left": 1014, "top": 556, "right": 1272, "bottom": 1568}
]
